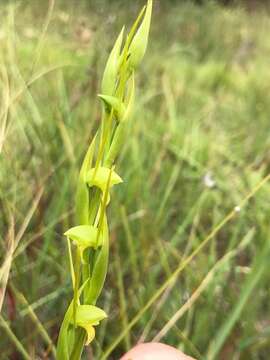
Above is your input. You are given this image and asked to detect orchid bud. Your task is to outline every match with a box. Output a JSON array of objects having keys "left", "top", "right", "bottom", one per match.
[
  {"left": 101, "top": 27, "right": 124, "bottom": 96},
  {"left": 105, "top": 73, "right": 135, "bottom": 167},
  {"left": 128, "top": 0, "right": 152, "bottom": 69}
]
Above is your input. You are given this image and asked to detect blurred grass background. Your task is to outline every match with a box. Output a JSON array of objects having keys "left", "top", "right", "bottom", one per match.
[{"left": 1, "top": 0, "right": 270, "bottom": 359}]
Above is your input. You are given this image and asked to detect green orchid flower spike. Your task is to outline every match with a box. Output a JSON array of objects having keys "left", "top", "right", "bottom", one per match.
[{"left": 57, "top": 1, "right": 152, "bottom": 358}]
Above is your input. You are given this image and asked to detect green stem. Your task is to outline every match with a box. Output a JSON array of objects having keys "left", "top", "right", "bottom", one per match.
[
  {"left": 73, "top": 248, "right": 81, "bottom": 326},
  {"left": 70, "top": 329, "right": 86, "bottom": 360}
]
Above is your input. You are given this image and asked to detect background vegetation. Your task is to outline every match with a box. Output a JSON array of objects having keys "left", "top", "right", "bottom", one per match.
[{"left": 1, "top": 1, "right": 270, "bottom": 359}]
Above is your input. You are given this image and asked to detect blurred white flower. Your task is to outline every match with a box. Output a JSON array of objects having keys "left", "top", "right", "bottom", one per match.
[{"left": 203, "top": 171, "right": 216, "bottom": 188}]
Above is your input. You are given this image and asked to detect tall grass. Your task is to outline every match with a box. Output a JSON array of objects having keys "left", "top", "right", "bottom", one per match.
[{"left": 1, "top": 1, "right": 270, "bottom": 359}]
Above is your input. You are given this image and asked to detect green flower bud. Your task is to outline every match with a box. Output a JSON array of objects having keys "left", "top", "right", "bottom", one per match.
[
  {"left": 105, "top": 73, "right": 135, "bottom": 167},
  {"left": 101, "top": 27, "right": 124, "bottom": 96},
  {"left": 128, "top": 0, "right": 152, "bottom": 69}
]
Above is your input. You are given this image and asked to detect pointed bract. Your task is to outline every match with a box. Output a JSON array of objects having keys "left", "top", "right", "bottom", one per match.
[
  {"left": 75, "top": 134, "right": 97, "bottom": 225},
  {"left": 86, "top": 216, "right": 109, "bottom": 304},
  {"left": 98, "top": 94, "right": 126, "bottom": 121}
]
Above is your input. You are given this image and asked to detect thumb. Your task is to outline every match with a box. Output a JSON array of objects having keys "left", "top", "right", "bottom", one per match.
[{"left": 120, "top": 342, "right": 196, "bottom": 360}]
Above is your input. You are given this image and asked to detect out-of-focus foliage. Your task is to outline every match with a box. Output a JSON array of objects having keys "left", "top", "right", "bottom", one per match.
[{"left": 1, "top": 1, "right": 270, "bottom": 359}]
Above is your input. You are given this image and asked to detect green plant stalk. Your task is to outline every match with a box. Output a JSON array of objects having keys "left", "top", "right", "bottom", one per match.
[
  {"left": 73, "top": 247, "right": 81, "bottom": 326},
  {"left": 70, "top": 172, "right": 113, "bottom": 359},
  {"left": 56, "top": 1, "right": 152, "bottom": 358},
  {"left": 70, "top": 330, "right": 86, "bottom": 360}
]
